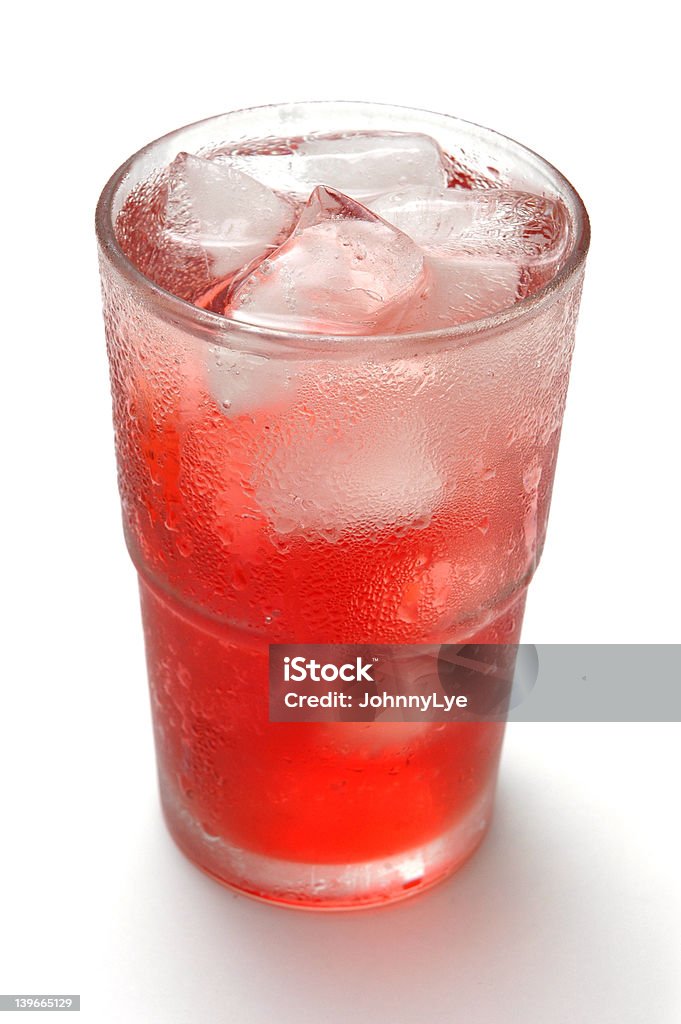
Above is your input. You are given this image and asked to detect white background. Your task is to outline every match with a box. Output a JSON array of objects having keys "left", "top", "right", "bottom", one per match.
[{"left": 2, "top": 1, "right": 680, "bottom": 1021}]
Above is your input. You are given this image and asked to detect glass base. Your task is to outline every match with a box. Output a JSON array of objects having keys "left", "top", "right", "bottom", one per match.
[{"left": 160, "top": 779, "right": 496, "bottom": 911}]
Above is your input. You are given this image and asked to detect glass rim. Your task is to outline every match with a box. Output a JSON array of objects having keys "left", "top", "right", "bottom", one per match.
[{"left": 95, "top": 100, "right": 590, "bottom": 354}]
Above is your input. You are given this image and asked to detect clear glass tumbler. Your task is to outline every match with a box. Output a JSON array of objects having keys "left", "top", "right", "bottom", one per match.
[{"left": 96, "top": 102, "right": 589, "bottom": 909}]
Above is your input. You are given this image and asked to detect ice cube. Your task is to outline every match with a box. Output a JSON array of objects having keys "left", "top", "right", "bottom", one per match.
[
  {"left": 165, "top": 153, "right": 295, "bottom": 279},
  {"left": 368, "top": 186, "right": 569, "bottom": 329},
  {"left": 203, "top": 343, "right": 298, "bottom": 419},
  {"left": 226, "top": 132, "right": 450, "bottom": 200},
  {"left": 253, "top": 413, "right": 443, "bottom": 536},
  {"left": 225, "top": 186, "right": 427, "bottom": 334},
  {"left": 370, "top": 186, "right": 570, "bottom": 266},
  {"left": 401, "top": 255, "right": 522, "bottom": 331},
  {"left": 370, "top": 186, "right": 476, "bottom": 250}
]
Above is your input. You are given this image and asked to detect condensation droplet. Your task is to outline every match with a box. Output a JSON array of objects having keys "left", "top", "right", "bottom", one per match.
[
  {"left": 177, "top": 536, "right": 194, "bottom": 557},
  {"left": 523, "top": 464, "right": 542, "bottom": 492}
]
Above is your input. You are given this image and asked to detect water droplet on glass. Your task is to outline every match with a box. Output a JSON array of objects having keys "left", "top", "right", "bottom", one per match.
[
  {"left": 177, "top": 536, "right": 194, "bottom": 557},
  {"left": 523, "top": 464, "right": 542, "bottom": 492}
]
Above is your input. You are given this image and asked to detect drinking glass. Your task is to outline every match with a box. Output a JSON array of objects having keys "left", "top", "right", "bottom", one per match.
[{"left": 96, "top": 102, "right": 589, "bottom": 908}]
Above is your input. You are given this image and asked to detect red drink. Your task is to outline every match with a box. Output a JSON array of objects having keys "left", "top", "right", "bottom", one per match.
[{"left": 97, "top": 103, "right": 588, "bottom": 907}]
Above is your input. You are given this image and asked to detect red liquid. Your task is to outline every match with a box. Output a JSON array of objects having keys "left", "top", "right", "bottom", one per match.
[
  {"left": 124, "top": 377, "right": 525, "bottom": 867},
  {"left": 141, "top": 576, "right": 521, "bottom": 865}
]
